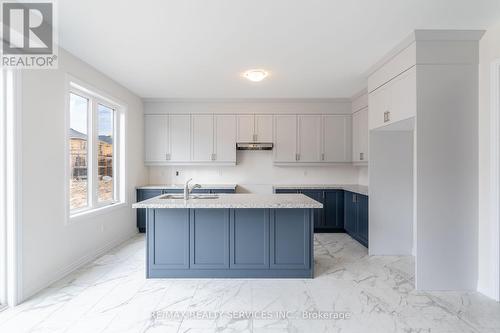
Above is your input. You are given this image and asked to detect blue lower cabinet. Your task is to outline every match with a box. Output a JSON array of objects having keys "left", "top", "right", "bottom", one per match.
[
  {"left": 190, "top": 209, "right": 230, "bottom": 269},
  {"left": 357, "top": 195, "right": 369, "bottom": 247},
  {"left": 300, "top": 190, "right": 324, "bottom": 229},
  {"left": 275, "top": 189, "right": 299, "bottom": 194},
  {"left": 344, "top": 191, "right": 357, "bottom": 235},
  {"left": 137, "top": 189, "right": 163, "bottom": 232},
  {"left": 230, "top": 209, "right": 269, "bottom": 269},
  {"left": 344, "top": 191, "right": 368, "bottom": 248},
  {"left": 270, "top": 209, "right": 311, "bottom": 270},
  {"left": 323, "top": 190, "right": 344, "bottom": 230},
  {"left": 149, "top": 209, "right": 189, "bottom": 269}
]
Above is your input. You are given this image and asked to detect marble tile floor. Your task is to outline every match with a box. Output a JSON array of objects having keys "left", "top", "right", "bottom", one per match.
[{"left": 0, "top": 233, "right": 499, "bottom": 333}]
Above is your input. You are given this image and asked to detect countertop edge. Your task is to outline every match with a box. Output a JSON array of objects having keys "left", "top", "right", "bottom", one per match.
[{"left": 273, "top": 184, "right": 369, "bottom": 196}]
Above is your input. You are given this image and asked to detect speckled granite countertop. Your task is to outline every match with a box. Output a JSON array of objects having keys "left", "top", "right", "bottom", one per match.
[
  {"left": 273, "top": 184, "right": 369, "bottom": 196},
  {"left": 136, "top": 184, "right": 237, "bottom": 190},
  {"left": 132, "top": 193, "right": 323, "bottom": 209}
]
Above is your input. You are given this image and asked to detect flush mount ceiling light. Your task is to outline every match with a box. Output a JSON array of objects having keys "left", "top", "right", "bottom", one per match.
[{"left": 243, "top": 69, "right": 269, "bottom": 82}]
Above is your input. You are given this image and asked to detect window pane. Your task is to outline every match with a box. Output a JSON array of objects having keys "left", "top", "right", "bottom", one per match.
[
  {"left": 69, "top": 93, "right": 89, "bottom": 210},
  {"left": 97, "top": 104, "right": 114, "bottom": 202}
]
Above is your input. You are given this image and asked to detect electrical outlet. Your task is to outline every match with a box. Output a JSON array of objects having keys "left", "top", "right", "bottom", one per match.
[{"left": 175, "top": 170, "right": 180, "bottom": 176}]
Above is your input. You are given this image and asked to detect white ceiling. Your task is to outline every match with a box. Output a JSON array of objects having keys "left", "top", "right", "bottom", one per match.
[{"left": 59, "top": 0, "right": 500, "bottom": 99}]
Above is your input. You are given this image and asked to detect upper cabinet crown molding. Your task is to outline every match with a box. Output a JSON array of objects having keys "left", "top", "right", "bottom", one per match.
[{"left": 365, "top": 30, "right": 485, "bottom": 82}]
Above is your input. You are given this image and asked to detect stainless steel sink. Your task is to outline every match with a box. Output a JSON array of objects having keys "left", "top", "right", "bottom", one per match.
[{"left": 160, "top": 194, "right": 219, "bottom": 200}]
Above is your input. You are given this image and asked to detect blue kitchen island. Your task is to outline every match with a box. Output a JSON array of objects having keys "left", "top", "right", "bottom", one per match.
[{"left": 132, "top": 193, "right": 322, "bottom": 278}]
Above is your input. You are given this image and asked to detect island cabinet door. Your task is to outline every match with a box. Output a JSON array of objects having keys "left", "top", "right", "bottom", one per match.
[
  {"left": 270, "top": 209, "right": 311, "bottom": 270},
  {"left": 149, "top": 209, "right": 189, "bottom": 269},
  {"left": 229, "top": 209, "right": 270, "bottom": 269},
  {"left": 190, "top": 209, "right": 230, "bottom": 269}
]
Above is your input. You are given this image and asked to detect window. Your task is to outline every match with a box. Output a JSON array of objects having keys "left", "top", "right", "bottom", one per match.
[{"left": 68, "top": 82, "right": 124, "bottom": 216}]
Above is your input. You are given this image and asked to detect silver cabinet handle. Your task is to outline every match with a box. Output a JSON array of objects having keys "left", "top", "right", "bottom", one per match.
[
  {"left": 360, "top": 152, "right": 364, "bottom": 161},
  {"left": 295, "top": 153, "right": 300, "bottom": 161},
  {"left": 165, "top": 153, "right": 170, "bottom": 160},
  {"left": 210, "top": 153, "right": 216, "bottom": 161},
  {"left": 384, "top": 111, "right": 390, "bottom": 123}
]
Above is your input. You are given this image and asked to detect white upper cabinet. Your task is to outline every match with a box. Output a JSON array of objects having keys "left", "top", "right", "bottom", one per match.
[
  {"left": 214, "top": 114, "right": 236, "bottom": 163},
  {"left": 323, "top": 115, "right": 352, "bottom": 162},
  {"left": 255, "top": 114, "right": 273, "bottom": 142},
  {"left": 145, "top": 114, "right": 169, "bottom": 163},
  {"left": 236, "top": 115, "right": 254, "bottom": 142},
  {"left": 236, "top": 114, "right": 273, "bottom": 142},
  {"left": 298, "top": 115, "right": 322, "bottom": 162},
  {"left": 169, "top": 114, "right": 191, "bottom": 162},
  {"left": 352, "top": 108, "right": 368, "bottom": 163},
  {"left": 369, "top": 66, "right": 416, "bottom": 130},
  {"left": 191, "top": 114, "right": 214, "bottom": 162},
  {"left": 274, "top": 115, "right": 297, "bottom": 162}
]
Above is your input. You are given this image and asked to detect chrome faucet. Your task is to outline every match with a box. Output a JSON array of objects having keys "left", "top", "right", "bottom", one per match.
[{"left": 184, "top": 178, "right": 201, "bottom": 200}]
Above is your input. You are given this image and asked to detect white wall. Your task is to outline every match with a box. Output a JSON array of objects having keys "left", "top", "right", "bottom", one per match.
[
  {"left": 478, "top": 21, "right": 500, "bottom": 301},
  {"left": 357, "top": 166, "right": 369, "bottom": 186},
  {"left": 145, "top": 100, "right": 360, "bottom": 192},
  {"left": 19, "top": 49, "right": 146, "bottom": 300}
]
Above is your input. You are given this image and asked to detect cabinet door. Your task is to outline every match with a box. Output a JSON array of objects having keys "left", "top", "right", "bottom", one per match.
[
  {"left": 369, "top": 82, "right": 390, "bottom": 130},
  {"left": 298, "top": 115, "right": 322, "bottom": 162},
  {"left": 230, "top": 209, "right": 269, "bottom": 269},
  {"left": 191, "top": 114, "right": 214, "bottom": 162},
  {"left": 236, "top": 114, "right": 254, "bottom": 142},
  {"left": 358, "top": 108, "right": 369, "bottom": 162},
  {"left": 150, "top": 209, "right": 189, "bottom": 269},
  {"left": 255, "top": 114, "right": 273, "bottom": 142},
  {"left": 357, "top": 195, "right": 369, "bottom": 247},
  {"left": 300, "top": 190, "right": 324, "bottom": 229},
  {"left": 145, "top": 115, "right": 169, "bottom": 162},
  {"left": 190, "top": 209, "right": 230, "bottom": 269},
  {"left": 324, "top": 190, "right": 344, "bottom": 229},
  {"left": 270, "top": 209, "right": 310, "bottom": 269},
  {"left": 390, "top": 66, "right": 417, "bottom": 124},
  {"left": 274, "top": 115, "right": 297, "bottom": 162},
  {"left": 352, "top": 111, "right": 361, "bottom": 162},
  {"left": 169, "top": 114, "right": 191, "bottom": 162},
  {"left": 344, "top": 191, "right": 357, "bottom": 235},
  {"left": 323, "top": 115, "right": 352, "bottom": 162},
  {"left": 214, "top": 114, "right": 236, "bottom": 162}
]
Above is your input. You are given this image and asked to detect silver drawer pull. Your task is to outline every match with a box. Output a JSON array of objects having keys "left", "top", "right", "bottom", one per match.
[{"left": 384, "top": 111, "right": 390, "bottom": 123}]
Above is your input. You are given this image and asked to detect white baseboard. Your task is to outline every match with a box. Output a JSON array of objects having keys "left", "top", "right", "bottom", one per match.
[{"left": 22, "top": 230, "right": 138, "bottom": 302}]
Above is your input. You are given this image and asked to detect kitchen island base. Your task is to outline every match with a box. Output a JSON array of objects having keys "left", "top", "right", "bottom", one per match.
[{"left": 146, "top": 208, "right": 314, "bottom": 278}]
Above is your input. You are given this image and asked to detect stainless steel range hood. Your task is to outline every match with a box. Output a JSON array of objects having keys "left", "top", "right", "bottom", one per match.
[{"left": 236, "top": 142, "right": 273, "bottom": 150}]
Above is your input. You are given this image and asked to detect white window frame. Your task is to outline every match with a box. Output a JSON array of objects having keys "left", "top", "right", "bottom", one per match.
[{"left": 66, "top": 77, "right": 126, "bottom": 221}]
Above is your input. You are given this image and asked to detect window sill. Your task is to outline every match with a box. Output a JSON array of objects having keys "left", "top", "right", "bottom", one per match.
[{"left": 68, "top": 202, "right": 127, "bottom": 224}]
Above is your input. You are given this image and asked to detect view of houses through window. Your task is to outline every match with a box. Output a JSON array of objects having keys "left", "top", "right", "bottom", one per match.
[
  {"left": 69, "top": 93, "right": 89, "bottom": 210},
  {"left": 69, "top": 87, "right": 118, "bottom": 213}
]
